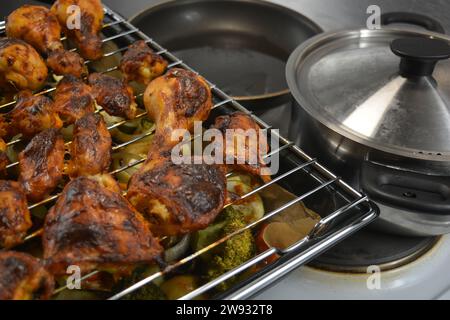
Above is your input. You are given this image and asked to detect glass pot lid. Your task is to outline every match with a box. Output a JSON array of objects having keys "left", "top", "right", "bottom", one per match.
[{"left": 286, "top": 28, "right": 450, "bottom": 161}]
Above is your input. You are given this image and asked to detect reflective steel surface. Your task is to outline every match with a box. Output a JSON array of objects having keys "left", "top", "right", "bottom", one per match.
[{"left": 287, "top": 29, "right": 450, "bottom": 160}]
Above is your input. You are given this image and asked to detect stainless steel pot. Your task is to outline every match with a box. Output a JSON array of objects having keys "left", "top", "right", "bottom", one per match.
[{"left": 287, "top": 14, "right": 450, "bottom": 236}]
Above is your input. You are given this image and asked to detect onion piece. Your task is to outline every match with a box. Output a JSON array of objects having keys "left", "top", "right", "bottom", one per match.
[{"left": 164, "top": 234, "right": 191, "bottom": 263}]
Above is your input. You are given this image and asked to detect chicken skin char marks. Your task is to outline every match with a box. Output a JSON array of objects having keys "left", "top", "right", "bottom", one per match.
[
  {"left": 19, "top": 128, "right": 65, "bottom": 202},
  {"left": 6, "top": 5, "right": 86, "bottom": 78},
  {"left": 8, "top": 90, "right": 63, "bottom": 139},
  {"left": 43, "top": 174, "right": 162, "bottom": 277},
  {"left": 46, "top": 48, "right": 87, "bottom": 78},
  {"left": 0, "top": 251, "right": 54, "bottom": 300},
  {"left": 144, "top": 68, "right": 212, "bottom": 141},
  {"left": 0, "top": 38, "right": 48, "bottom": 92},
  {"left": 120, "top": 40, "right": 168, "bottom": 85},
  {"left": 51, "top": 0, "right": 104, "bottom": 61},
  {"left": 0, "top": 138, "right": 9, "bottom": 176},
  {"left": 127, "top": 150, "right": 227, "bottom": 237},
  {"left": 53, "top": 75, "right": 95, "bottom": 125},
  {"left": 0, "top": 120, "right": 8, "bottom": 175},
  {"left": 88, "top": 73, "right": 137, "bottom": 119},
  {"left": 68, "top": 113, "right": 112, "bottom": 178},
  {"left": 6, "top": 5, "right": 62, "bottom": 54},
  {"left": 0, "top": 180, "right": 32, "bottom": 249},
  {"left": 213, "top": 112, "right": 271, "bottom": 182},
  {"left": 0, "top": 114, "right": 8, "bottom": 138}
]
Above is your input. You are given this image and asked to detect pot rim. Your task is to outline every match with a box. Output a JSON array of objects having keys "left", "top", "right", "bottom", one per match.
[{"left": 287, "top": 27, "right": 450, "bottom": 163}]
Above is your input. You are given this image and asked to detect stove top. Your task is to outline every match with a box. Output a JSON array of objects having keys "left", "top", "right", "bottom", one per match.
[{"left": 310, "top": 231, "right": 439, "bottom": 272}]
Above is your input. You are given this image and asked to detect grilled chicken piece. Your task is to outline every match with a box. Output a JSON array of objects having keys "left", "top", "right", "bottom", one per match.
[
  {"left": 120, "top": 40, "right": 168, "bottom": 85},
  {"left": 53, "top": 75, "right": 95, "bottom": 124},
  {"left": 127, "top": 149, "right": 227, "bottom": 237},
  {"left": 143, "top": 68, "right": 212, "bottom": 142},
  {"left": 0, "top": 180, "right": 32, "bottom": 249},
  {"left": 0, "top": 138, "right": 9, "bottom": 176},
  {"left": 6, "top": 5, "right": 86, "bottom": 78},
  {"left": 51, "top": 0, "right": 104, "bottom": 61},
  {"left": 0, "top": 251, "right": 54, "bottom": 300},
  {"left": 6, "top": 5, "right": 61, "bottom": 55},
  {"left": 68, "top": 113, "right": 112, "bottom": 178},
  {"left": 9, "top": 90, "right": 63, "bottom": 139},
  {"left": 0, "top": 38, "right": 48, "bottom": 92},
  {"left": 43, "top": 174, "right": 162, "bottom": 277},
  {"left": 213, "top": 112, "right": 270, "bottom": 182},
  {"left": 18, "top": 129, "right": 65, "bottom": 202},
  {"left": 89, "top": 73, "right": 137, "bottom": 119},
  {"left": 0, "top": 114, "right": 8, "bottom": 138},
  {"left": 46, "top": 49, "right": 87, "bottom": 78}
]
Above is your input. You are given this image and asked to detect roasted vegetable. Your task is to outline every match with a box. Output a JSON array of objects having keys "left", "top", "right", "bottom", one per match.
[
  {"left": 164, "top": 235, "right": 191, "bottom": 263},
  {"left": 124, "top": 282, "right": 166, "bottom": 300},
  {"left": 110, "top": 117, "right": 154, "bottom": 144},
  {"left": 227, "top": 175, "right": 264, "bottom": 224},
  {"left": 111, "top": 152, "right": 144, "bottom": 184},
  {"left": 192, "top": 206, "right": 256, "bottom": 292},
  {"left": 160, "top": 275, "right": 201, "bottom": 300},
  {"left": 118, "top": 266, "right": 166, "bottom": 300}
]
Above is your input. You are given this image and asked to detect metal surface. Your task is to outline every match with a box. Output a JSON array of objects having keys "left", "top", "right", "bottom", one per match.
[
  {"left": 0, "top": 4, "right": 378, "bottom": 300},
  {"left": 309, "top": 230, "right": 439, "bottom": 272},
  {"left": 286, "top": 28, "right": 450, "bottom": 161},
  {"left": 255, "top": 234, "right": 450, "bottom": 300},
  {"left": 100, "top": 0, "right": 450, "bottom": 35},
  {"left": 287, "top": 27, "right": 450, "bottom": 236},
  {"left": 129, "top": 0, "right": 322, "bottom": 105}
]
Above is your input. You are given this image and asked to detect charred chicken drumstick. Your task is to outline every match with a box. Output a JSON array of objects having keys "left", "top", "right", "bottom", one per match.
[
  {"left": 127, "top": 149, "right": 227, "bottom": 237},
  {"left": 120, "top": 40, "right": 168, "bottom": 85},
  {"left": 0, "top": 38, "right": 48, "bottom": 92},
  {"left": 18, "top": 128, "right": 65, "bottom": 202},
  {"left": 143, "top": 68, "right": 212, "bottom": 141},
  {"left": 0, "top": 180, "right": 32, "bottom": 249},
  {"left": 89, "top": 73, "right": 137, "bottom": 119},
  {"left": 0, "top": 251, "right": 54, "bottom": 300},
  {"left": 128, "top": 68, "right": 226, "bottom": 236},
  {"left": 6, "top": 5, "right": 86, "bottom": 78},
  {"left": 51, "top": 0, "right": 104, "bottom": 61},
  {"left": 53, "top": 75, "right": 95, "bottom": 124},
  {"left": 8, "top": 90, "right": 63, "bottom": 139},
  {"left": 43, "top": 174, "right": 162, "bottom": 278},
  {"left": 68, "top": 113, "right": 112, "bottom": 178},
  {"left": 213, "top": 112, "right": 271, "bottom": 182}
]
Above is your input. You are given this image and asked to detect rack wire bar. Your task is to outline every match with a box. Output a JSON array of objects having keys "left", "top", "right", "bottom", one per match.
[
  {"left": 0, "top": 5, "right": 378, "bottom": 300},
  {"left": 109, "top": 177, "right": 339, "bottom": 300},
  {"left": 103, "top": 6, "right": 378, "bottom": 300},
  {"left": 224, "top": 206, "right": 377, "bottom": 300},
  {"left": 0, "top": 27, "right": 156, "bottom": 113},
  {"left": 181, "top": 197, "right": 372, "bottom": 300},
  {"left": 23, "top": 136, "right": 309, "bottom": 245}
]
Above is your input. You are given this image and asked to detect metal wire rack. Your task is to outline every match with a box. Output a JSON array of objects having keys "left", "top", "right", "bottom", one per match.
[{"left": 0, "top": 5, "right": 379, "bottom": 300}]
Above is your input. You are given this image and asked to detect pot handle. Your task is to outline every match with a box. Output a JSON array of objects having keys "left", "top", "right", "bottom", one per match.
[
  {"left": 381, "top": 12, "right": 446, "bottom": 34},
  {"left": 390, "top": 37, "right": 450, "bottom": 77},
  {"left": 360, "top": 161, "right": 450, "bottom": 214}
]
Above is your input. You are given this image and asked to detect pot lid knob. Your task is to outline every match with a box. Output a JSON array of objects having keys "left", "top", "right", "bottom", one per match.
[{"left": 391, "top": 37, "right": 450, "bottom": 77}]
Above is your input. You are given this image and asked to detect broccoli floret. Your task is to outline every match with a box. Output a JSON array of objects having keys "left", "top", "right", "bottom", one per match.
[
  {"left": 123, "top": 282, "right": 167, "bottom": 300},
  {"left": 205, "top": 207, "right": 256, "bottom": 291},
  {"left": 116, "top": 267, "right": 167, "bottom": 300}
]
